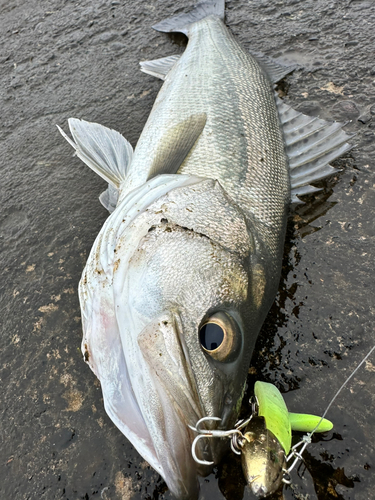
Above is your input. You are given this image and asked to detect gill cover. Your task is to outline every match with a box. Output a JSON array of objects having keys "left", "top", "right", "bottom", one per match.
[{"left": 79, "top": 173, "right": 256, "bottom": 499}]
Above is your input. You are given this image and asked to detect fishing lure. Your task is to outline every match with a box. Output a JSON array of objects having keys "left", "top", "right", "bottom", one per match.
[
  {"left": 190, "top": 382, "right": 332, "bottom": 497},
  {"left": 239, "top": 382, "right": 332, "bottom": 497},
  {"left": 190, "top": 345, "right": 375, "bottom": 498}
]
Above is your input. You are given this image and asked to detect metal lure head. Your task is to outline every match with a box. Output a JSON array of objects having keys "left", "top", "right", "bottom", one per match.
[{"left": 240, "top": 416, "right": 286, "bottom": 498}]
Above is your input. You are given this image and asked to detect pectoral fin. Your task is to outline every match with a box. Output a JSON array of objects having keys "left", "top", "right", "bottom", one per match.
[{"left": 147, "top": 113, "right": 207, "bottom": 180}]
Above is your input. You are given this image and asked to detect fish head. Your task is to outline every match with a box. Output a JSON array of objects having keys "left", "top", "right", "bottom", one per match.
[
  {"left": 240, "top": 416, "right": 286, "bottom": 498},
  {"left": 109, "top": 178, "right": 266, "bottom": 498}
]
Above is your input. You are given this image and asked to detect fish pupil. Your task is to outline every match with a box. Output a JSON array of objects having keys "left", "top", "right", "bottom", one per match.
[{"left": 199, "top": 323, "right": 224, "bottom": 351}]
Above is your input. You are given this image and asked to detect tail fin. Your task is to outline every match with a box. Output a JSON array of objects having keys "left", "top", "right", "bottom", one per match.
[{"left": 152, "top": 0, "right": 225, "bottom": 35}]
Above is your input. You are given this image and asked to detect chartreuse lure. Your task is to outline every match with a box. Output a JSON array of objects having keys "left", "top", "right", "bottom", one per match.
[
  {"left": 255, "top": 381, "right": 333, "bottom": 454},
  {"left": 240, "top": 381, "right": 333, "bottom": 498}
]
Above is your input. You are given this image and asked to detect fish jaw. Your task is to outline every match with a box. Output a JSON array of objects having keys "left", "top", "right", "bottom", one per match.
[{"left": 135, "top": 312, "right": 232, "bottom": 498}]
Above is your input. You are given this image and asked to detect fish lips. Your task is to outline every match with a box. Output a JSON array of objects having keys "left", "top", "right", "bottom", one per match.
[{"left": 136, "top": 312, "right": 232, "bottom": 499}]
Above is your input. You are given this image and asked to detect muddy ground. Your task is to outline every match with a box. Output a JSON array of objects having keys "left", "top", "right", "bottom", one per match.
[{"left": 0, "top": 0, "right": 374, "bottom": 499}]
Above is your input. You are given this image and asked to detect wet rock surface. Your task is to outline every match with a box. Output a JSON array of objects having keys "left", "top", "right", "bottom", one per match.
[{"left": 0, "top": 0, "right": 374, "bottom": 499}]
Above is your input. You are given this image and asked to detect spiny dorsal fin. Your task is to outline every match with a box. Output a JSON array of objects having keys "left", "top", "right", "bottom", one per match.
[
  {"left": 140, "top": 55, "right": 181, "bottom": 81},
  {"left": 57, "top": 118, "right": 133, "bottom": 188},
  {"left": 276, "top": 97, "right": 354, "bottom": 203},
  {"left": 147, "top": 113, "right": 207, "bottom": 180}
]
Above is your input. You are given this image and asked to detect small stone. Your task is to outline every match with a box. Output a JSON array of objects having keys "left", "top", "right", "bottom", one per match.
[
  {"left": 99, "top": 32, "right": 118, "bottom": 43},
  {"left": 111, "top": 42, "right": 126, "bottom": 51},
  {"left": 353, "top": 325, "right": 364, "bottom": 336},
  {"left": 358, "top": 113, "right": 372, "bottom": 124},
  {"left": 332, "top": 100, "right": 359, "bottom": 120},
  {"left": 296, "top": 100, "right": 322, "bottom": 116},
  {"left": 345, "top": 40, "right": 359, "bottom": 47}
]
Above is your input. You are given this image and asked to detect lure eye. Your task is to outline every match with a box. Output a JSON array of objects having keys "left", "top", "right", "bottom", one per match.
[{"left": 199, "top": 312, "right": 241, "bottom": 362}]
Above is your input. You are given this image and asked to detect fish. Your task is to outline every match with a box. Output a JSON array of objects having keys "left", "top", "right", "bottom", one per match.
[{"left": 58, "top": 0, "right": 352, "bottom": 498}]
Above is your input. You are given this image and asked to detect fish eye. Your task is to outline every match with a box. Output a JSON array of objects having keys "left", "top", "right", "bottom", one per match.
[
  {"left": 199, "top": 312, "right": 241, "bottom": 362},
  {"left": 199, "top": 323, "right": 224, "bottom": 350}
]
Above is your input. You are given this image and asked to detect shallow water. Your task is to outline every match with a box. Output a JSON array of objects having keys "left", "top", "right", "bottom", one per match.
[{"left": 1, "top": 0, "right": 374, "bottom": 499}]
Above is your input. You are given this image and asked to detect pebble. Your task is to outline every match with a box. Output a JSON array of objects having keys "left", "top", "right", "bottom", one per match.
[
  {"left": 111, "top": 42, "right": 126, "bottom": 51},
  {"left": 358, "top": 113, "right": 372, "bottom": 124},
  {"left": 99, "top": 32, "right": 118, "bottom": 43},
  {"left": 332, "top": 100, "right": 360, "bottom": 120}
]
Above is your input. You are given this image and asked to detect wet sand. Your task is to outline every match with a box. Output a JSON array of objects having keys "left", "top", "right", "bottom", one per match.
[{"left": 1, "top": 0, "right": 374, "bottom": 499}]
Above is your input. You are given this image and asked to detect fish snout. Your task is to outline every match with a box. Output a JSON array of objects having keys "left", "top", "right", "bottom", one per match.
[{"left": 136, "top": 313, "right": 218, "bottom": 497}]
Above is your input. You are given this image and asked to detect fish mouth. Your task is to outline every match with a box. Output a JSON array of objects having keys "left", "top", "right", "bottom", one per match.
[{"left": 135, "top": 312, "right": 231, "bottom": 499}]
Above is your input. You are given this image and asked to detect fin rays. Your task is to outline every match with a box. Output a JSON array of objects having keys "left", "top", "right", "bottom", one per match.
[
  {"left": 277, "top": 97, "right": 353, "bottom": 202},
  {"left": 147, "top": 113, "right": 207, "bottom": 180},
  {"left": 58, "top": 118, "right": 133, "bottom": 188}
]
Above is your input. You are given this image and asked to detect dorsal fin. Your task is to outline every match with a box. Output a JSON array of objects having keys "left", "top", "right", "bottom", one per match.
[
  {"left": 250, "top": 50, "right": 296, "bottom": 84},
  {"left": 147, "top": 113, "right": 207, "bottom": 180},
  {"left": 276, "top": 97, "right": 354, "bottom": 203}
]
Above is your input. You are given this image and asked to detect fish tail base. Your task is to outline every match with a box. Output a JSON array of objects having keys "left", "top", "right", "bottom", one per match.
[{"left": 152, "top": 0, "right": 225, "bottom": 35}]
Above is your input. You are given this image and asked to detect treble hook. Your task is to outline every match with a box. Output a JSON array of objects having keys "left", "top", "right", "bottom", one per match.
[
  {"left": 189, "top": 416, "right": 222, "bottom": 434},
  {"left": 189, "top": 416, "right": 244, "bottom": 465}
]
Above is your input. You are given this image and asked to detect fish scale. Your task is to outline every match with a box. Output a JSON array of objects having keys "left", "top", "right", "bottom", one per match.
[
  {"left": 128, "top": 15, "right": 289, "bottom": 284},
  {"left": 134, "top": 19, "right": 288, "bottom": 204}
]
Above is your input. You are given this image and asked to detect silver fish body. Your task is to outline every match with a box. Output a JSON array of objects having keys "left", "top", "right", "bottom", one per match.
[
  {"left": 126, "top": 15, "right": 290, "bottom": 296},
  {"left": 59, "top": 1, "right": 352, "bottom": 499}
]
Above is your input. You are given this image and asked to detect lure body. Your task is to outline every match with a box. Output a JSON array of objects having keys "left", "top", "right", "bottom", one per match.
[{"left": 240, "top": 382, "right": 333, "bottom": 497}]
